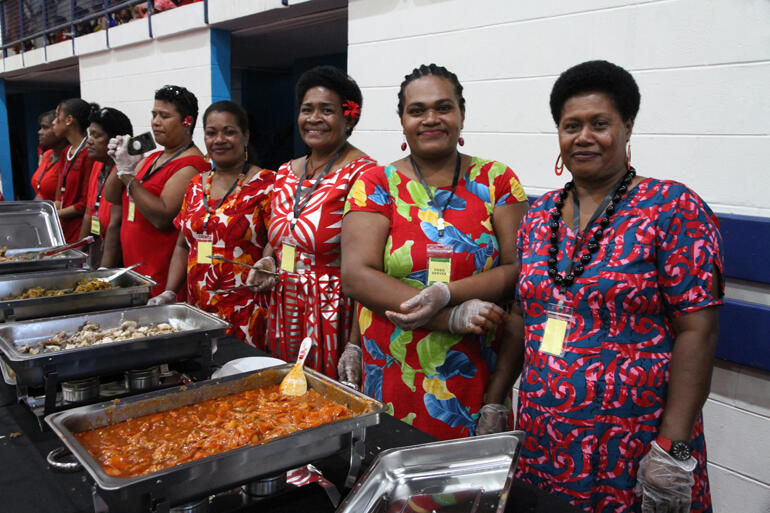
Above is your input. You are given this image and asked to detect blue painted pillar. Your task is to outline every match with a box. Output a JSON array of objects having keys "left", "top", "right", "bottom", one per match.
[
  {"left": 0, "top": 79, "right": 14, "bottom": 200},
  {"left": 210, "top": 29, "right": 231, "bottom": 102}
]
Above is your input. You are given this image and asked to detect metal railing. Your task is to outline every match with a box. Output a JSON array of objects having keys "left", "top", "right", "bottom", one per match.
[{"left": 0, "top": 0, "right": 203, "bottom": 58}]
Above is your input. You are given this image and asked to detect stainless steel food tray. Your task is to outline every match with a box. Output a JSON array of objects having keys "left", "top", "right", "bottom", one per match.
[
  {"left": 46, "top": 366, "right": 385, "bottom": 512},
  {"left": 0, "top": 268, "right": 156, "bottom": 322},
  {"left": 337, "top": 431, "right": 524, "bottom": 513},
  {"left": 0, "top": 303, "right": 229, "bottom": 387},
  {"left": 0, "top": 248, "right": 87, "bottom": 275},
  {"left": 0, "top": 200, "right": 65, "bottom": 249}
]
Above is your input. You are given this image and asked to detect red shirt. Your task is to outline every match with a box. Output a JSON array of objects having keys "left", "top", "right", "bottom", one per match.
[
  {"left": 57, "top": 145, "right": 94, "bottom": 242},
  {"left": 121, "top": 151, "right": 209, "bottom": 296},
  {"left": 85, "top": 161, "right": 112, "bottom": 237},
  {"left": 31, "top": 149, "right": 63, "bottom": 201}
]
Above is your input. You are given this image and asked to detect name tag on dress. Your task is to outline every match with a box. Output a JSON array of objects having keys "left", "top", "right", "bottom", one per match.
[
  {"left": 196, "top": 235, "right": 213, "bottom": 265},
  {"left": 427, "top": 244, "right": 452, "bottom": 285},
  {"left": 127, "top": 201, "right": 136, "bottom": 222},
  {"left": 540, "top": 303, "right": 573, "bottom": 356},
  {"left": 90, "top": 217, "right": 101, "bottom": 235}
]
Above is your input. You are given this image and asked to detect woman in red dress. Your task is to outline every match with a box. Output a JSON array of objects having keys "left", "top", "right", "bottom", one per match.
[
  {"left": 51, "top": 99, "right": 96, "bottom": 242},
  {"left": 246, "top": 66, "right": 377, "bottom": 376},
  {"left": 105, "top": 85, "right": 209, "bottom": 296},
  {"left": 151, "top": 101, "right": 274, "bottom": 347},
  {"left": 30, "top": 110, "right": 67, "bottom": 201},
  {"left": 79, "top": 107, "right": 133, "bottom": 268}
]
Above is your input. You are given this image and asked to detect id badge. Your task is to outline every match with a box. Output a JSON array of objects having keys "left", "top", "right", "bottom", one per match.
[
  {"left": 127, "top": 200, "right": 136, "bottom": 222},
  {"left": 196, "top": 234, "right": 214, "bottom": 265},
  {"left": 90, "top": 216, "right": 101, "bottom": 236},
  {"left": 427, "top": 244, "right": 453, "bottom": 285},
  {"left": 540, "top": 303, "right": 573, "bottom": 357},
  {"left": 280, "top": 235, "right": 297, "bottom": 273}
]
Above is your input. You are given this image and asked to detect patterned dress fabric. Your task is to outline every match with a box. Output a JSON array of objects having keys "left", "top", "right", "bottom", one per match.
[
  {"left": 345, "top": 157, "right": 528, "bottom": 440},
  {"left": 266, "top": 156, "right": 377, "bottom": 377},
  {"left": 515, "top": 178, "right": 723, "bottom": 512},
  {"left": 120, "top": 151, "right": 209, "bottom": 296},
  {"left": 175, "top": 169, "right": 274, "bottom": 347}
]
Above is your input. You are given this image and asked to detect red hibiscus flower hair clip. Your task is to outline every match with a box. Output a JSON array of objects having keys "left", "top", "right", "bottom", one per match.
[
  {"left": 183, "top": 115, "right": 193, "bottom": 127},
  {"left": 342, "top": 100, "right": 361, "bottom": 119}
]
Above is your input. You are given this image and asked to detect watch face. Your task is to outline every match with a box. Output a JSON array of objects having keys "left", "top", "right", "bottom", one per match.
[{"left": 670, "top": 441, "right": 692, "bottom": 461}]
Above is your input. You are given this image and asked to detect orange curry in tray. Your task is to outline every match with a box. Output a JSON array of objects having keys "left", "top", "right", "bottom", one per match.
[{"left": 75, "top": 385, "right": 352, "bottom": 478}]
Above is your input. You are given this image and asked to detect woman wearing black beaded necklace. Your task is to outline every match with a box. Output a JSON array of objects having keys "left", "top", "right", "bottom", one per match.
[{"left": 509, "top": 61, "right": 724, "bottom": 513}]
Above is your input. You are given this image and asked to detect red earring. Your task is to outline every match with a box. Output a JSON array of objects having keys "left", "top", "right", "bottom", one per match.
[
  {"left": 626, "top": 142, "right": 632, "bottom": 170},
  {"left": 554, "top": 154, "right": 564, "bottom": 176},
  {"left": 458, "top": 136, "right": 465, "bottom": 147},
  {"left": 401, "top": 141, "right": 407, "bottom": 151}
]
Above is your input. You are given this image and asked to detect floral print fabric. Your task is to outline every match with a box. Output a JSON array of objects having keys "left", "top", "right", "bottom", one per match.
[
  {"left": 514, "top": 179, "right": 723, "bottom": 512},
  {"left": 345, "top": 157, "right": 528, "bottom": 440}
]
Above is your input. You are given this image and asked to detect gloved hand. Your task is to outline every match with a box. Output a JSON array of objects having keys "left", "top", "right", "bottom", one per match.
[
  {"left": 448, "top": 299, "right": 507, "bottom": 334},
  {"left": 476, "top": 403, "right": 508, "bottom": 435},
  {"left": 385, "top": 282, "right": 451, "bottom": 331},
  {"left": 107, "top": 135, "right": 142, "bottom": 178},
  {"left": 336, "top": 344, "right": 362, "bottom": 388},
  {"left": 246, "top": 256, "right": 278, "bottom": 292},
  {"left": 147, "top": 290, "right": 177, "bottom": 306},
  {"left": 635, "top": 440, "right": 697, "bottom": 513}
]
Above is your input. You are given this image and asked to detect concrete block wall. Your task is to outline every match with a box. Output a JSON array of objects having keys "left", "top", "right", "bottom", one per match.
[{"left": 347, "top": 0, "right": 770, "bottom": 511}]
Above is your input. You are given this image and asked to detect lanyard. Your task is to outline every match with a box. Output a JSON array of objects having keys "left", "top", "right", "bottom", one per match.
[
  {"left": 564, "top": 175, "right": 626, "bottom": 276},
  {"left": 93, "top": 162, "right": 113, "bottom": 213},
  {"left": 409, "top": 153, "right": 462, "bottom": 238},
  {"left": 140, "top": 142, "right": 194, "bottom": 183},
  {"left": 202, "top": 162, "right": 249, "bottom": 232},
  {"left": 291, "top": 143, "right": 346, "bottom": 230},
  {"left": 36, "top": 154, "right": 60, "bottom": 192},
  {"left": 58, "top": 140, "right": 87, "bottom": 199}
]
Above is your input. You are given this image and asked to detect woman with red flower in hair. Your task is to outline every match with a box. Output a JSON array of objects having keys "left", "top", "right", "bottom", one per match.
[
  {"left": 246, "top": 66, "right": 376, "bottom": 376},
  {"left": 150, "top": 101, "right": 274, "bottom": 347}
]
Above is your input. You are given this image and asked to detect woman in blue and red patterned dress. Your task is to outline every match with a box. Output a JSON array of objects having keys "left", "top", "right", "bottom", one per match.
[{"left": 510, "top": 60, "right": 723, "bottom": 513}]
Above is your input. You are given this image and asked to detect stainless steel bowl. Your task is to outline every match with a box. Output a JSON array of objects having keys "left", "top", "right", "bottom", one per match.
[{"left": 124, "top": 366, "right": 161, "bottom": 392}]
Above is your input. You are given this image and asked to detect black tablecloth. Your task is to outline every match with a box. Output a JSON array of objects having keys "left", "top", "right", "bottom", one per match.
[{"left": 0, "top": 338, "right": 579, "bottom": 513}]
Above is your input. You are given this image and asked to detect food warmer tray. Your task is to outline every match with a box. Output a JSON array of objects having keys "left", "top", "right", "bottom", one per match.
[
  {"left": 0, "top": 200, "right": 66, "bottom": 249},
  {"left": 0, "top": 268, "right": 156, "bottom": 322},
  {"left": 0, "top": 248, "right": 87, "bottom": 275},
  {"left": 0, "top": 304, "right": 229, "bottom": 412},
  {"left": 45, "top": 366, "right": 385, "bottom": 513},
  {"left": 336, "top": 431, "right": 524, "bottom": 513}
]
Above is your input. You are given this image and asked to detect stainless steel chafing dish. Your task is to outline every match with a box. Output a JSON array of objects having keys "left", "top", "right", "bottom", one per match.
[
  {"left": 46, "top": 366, "right": 385, "bottom": 513},
  {"left": 0, "top": 268, "right": 156, "bottom": 322},
  {"left": 0, "top": 304, "right": 229, "bottom": 398},
  {"left": 337, "top": 431, "right": 524, "bottom": 513},
  {"left": 0, "top": 201, "right": 87, "bottom": 274}
]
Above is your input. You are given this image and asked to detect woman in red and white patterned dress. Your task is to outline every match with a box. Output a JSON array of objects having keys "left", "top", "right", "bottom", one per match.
[
  {"left": 247, "top": 66, "right": 376, "bottom": 377},
  {"left": 151, "top": 101, "right": 274, "bottom": 347}
]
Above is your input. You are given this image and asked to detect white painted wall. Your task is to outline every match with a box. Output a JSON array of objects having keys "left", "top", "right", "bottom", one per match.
[
  {"left": 347, "top": 1, "right": 770, "bottom": 511},
  {"left": 79, "top": 28, "right": 212, "bottom": 150}
]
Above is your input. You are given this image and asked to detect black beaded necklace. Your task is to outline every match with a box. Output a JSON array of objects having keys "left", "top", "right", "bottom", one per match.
[{"left": 547, "top": 167, "right": 636, "bottom": 288}]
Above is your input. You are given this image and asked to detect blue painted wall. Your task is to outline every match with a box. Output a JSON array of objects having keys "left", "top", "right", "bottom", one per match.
[
  {"left": 210, "top": 28, "right": 231, "bottom": 103},
  {"left": 0, "top": 79, "right": 14, "bottom": 200}
]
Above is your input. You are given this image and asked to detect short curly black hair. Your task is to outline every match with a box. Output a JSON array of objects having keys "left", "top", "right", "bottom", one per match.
[
  {"left": 155, "top": 84, "right": 199, "bottom": 132},
  {"left": 397, "top": 63, "right": 465, "bottom": 117},
  {"left": 89, "top": 107, "right": 133, "bottom": 139},
  {"left": 295, "top": 66, "right": 363, "bottom": 136},
  {"left": 549, "top": 60, "right": 640, "bottom": 125}
]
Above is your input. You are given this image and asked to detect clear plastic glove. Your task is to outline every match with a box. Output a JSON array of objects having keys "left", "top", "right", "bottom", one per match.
[
  {"left": 147, "top": 290, "right": 177, "bottom": 306},
  {"left": 448, "top": 299, "right": 507, "bottom": 334},
  {"left": 635, "top": 441, "right": 697, "bottom": 513},
  {"left": 107, "top": 135, "right": 142, "bottom": 178},
  {"left": 246, "top": 256, "right": 278, "bottom": 292},
  {"left": 336, "top": 344, "right": 362, "bottom": 388},
  {"left": 476, "top": 403, "right": 508, "bottom": 435},
  {"left": 385, "top": 282, "right": 451, "bottom": 331}
]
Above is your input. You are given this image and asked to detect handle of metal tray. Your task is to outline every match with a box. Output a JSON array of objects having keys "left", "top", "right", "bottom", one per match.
[{"left": 46, "top": 446, "right": 82, "bottom": 472}]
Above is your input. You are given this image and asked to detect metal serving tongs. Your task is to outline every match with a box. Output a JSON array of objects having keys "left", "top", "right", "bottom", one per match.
[
  {"left": 101, "top": 262, "right": 144, "bottom": 283},
  {"left": 14, "top": 235, "right": 95, "bottom": 260},
  {"left": 208, "top": 254, "right": 279, "bottom": 276}
]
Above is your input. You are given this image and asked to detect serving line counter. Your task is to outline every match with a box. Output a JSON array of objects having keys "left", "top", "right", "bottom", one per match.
[{"left": 0, "top": 337, "right": 579, "bottom": 513}]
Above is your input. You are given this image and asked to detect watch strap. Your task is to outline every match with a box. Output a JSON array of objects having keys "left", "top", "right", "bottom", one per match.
[{"left": 655, "top": 434, "right": 673, "bottom": 452}]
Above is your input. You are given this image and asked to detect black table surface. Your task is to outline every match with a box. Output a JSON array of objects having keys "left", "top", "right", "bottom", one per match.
[{"left": 0, "top": 337, "right": 579, "bottom": 513}]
